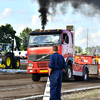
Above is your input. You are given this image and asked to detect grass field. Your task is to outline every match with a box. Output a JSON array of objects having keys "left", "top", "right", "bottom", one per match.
[{"left": 62, "top": 89, "right": 100, "bottom": 100}]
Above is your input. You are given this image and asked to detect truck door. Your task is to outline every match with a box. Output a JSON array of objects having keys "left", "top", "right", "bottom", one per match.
[{"left": 61, "top": 32, "right": 73, "bottom": 57}]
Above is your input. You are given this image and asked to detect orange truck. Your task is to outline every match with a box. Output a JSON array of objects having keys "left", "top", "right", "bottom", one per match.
[
  {"left": 74, "top": 55, "right": 100, "bottom": 81},
  {"left": 23, "top": 26, "right": 100, "bottom": 81}
]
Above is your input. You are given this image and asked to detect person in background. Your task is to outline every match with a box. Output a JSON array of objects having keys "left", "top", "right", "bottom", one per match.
[{"left": 49, "top": 45, "right": 67, "bottom": 100}]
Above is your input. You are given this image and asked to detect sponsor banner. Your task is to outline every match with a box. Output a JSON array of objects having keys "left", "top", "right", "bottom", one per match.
[
  {"left": 73, "top": 64, "right": 83, "bottom": 72},
  {"left": 20, "top": 59, "right": 27, "bottom": 65}
]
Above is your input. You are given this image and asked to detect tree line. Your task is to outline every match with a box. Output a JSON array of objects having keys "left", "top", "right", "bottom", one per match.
[
  {"left": 0, "top": 23, "right": 99, "bottom": 54},
  {"left": 0, "top": 23, "right": 40, "bottom": 51}
]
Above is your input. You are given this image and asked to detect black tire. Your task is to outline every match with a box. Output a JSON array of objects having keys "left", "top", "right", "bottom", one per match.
[
  {"left": 3, "top": 54, "right": 12, "bottom": 69},
  {"left": 32, "top": 73, "right": 40, "bottom": 81},
  {"left": 81, "top": 68, "right": 89, "bottom": 81},
  {"left": 62, "top": 65, "right": 72, "bottom": 81},
  {"left": 74, "top": 68, "right": 89, "bottom": 81},
  {"left": 12, "top": 57, "right": 20, "bottom": 69}
]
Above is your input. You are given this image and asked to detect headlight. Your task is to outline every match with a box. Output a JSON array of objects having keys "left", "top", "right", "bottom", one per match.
[
  {"left": 29, "top": 70, "right": 33, "bottom": 72},
  {"left": 28, "top": 67, "right": 32, "bottom": 69},
  {"left": 28, "top": 63, "right": 33, "bottom": 66}
]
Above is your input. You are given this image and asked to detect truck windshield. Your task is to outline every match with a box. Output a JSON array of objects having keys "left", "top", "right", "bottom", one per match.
[{"left": 28, "top": 33, "right": 61, "bottom": 47}]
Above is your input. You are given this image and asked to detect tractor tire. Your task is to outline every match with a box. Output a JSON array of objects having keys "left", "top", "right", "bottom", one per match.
[
  {"left": 31, "top": 73, "right": 41, "bottom": 81},
  {"left": 3, "top": 54, "right": 12, "bottom": 69},
  {"left": 12, "top": 57, "right": 20, "bottom": 69}
]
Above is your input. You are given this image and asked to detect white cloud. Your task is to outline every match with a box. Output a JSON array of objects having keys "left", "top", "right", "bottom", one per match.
[
  {"left": 79, "top": 38, "right": 87, "bottom": 45},
  {"left": 93, "top": 39, "right": 97, "bottom": 42},
  {"left": 14, "top": 24, "right": 26, "bottom": 36},
  {"left": 0, "top": 23, "right": 5, "bottom": 26},
  {"left": 89, "top": 30, "right": 100, "bottom": 47},
  {"left": 0, "top": 8, "right": 12, "bottom": 19},
  {"left": 31, "top": 15, "right": 38, "bottom": 26},
  {"left": 91, "top": 31, "right": 100, "bottom": 38},
  {"left": 17, "top": 10, "right": 28, "bottom": 13},
  {"left": 47, "top": 16, "right": 52, "bottom": 21},
  {"left": 75, "top": 27, "right": 83, "bottom": 37},
  {"left": 76, "top": 30, "right": 100, "bottom": 49}
]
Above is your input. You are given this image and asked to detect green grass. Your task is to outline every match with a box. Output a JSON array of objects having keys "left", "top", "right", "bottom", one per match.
[{"left": 62, "top": 89, "right": 100, "bottom": 100}]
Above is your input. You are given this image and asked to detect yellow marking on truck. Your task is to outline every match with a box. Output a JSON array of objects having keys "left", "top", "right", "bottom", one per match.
[{"left": 40, "top": 70, "right": 48, "bottom": 73}]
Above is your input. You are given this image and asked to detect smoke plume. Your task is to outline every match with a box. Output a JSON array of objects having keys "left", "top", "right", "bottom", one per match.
[{"left": 33, "top": 0, "right": 100, "bottom": 30}]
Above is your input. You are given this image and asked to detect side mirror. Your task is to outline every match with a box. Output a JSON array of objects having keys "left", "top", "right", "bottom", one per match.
[
  {"left": 23, "top": 37, "right": 27, "bottom": 47},
  {"left": 65, "top": 36, "right": 69, "bottom": 44}
]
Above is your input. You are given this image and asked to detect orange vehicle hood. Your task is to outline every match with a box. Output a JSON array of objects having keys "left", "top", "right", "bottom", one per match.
[
  {"left": 27, "top": 46, "right": 61, "bottom": 55},
  {"left": 27, "top": 47, "right": 53, "bottom": 55}
]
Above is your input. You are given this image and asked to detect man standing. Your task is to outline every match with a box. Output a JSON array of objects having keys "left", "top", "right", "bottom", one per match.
[{"left": 49, "top": 45, "right": 67, "bottom": 100}]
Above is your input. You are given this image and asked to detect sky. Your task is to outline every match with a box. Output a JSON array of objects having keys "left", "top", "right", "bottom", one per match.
[{"left": 0, "top": 0, "right": 100, "bottom": 51}]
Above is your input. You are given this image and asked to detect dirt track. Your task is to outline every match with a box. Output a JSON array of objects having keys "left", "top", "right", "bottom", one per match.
[
  {"left": 0, "top": 65, "right": 100, "bottom": 100},
  {"left": 0, "top": 73, "right": 47, "bottom": 100}
]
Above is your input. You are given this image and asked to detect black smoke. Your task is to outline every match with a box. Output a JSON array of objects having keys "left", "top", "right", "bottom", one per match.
[{"left": 33, "top": 0, "right": 100, "bottom": 30}]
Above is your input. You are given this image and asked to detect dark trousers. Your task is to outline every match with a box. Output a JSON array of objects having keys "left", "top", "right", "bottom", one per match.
[{"left": 49, "top": 70, "right": 62, "bottom": 100}]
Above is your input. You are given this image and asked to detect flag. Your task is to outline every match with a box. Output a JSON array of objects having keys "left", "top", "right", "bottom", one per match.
[
  {"left": 93, "top": 49, "right": 96, "bottom": 55},
  {"left": 14, "top": 38, "right": 16, "bottom": 49},
  {"left": 14, "top": 38, "right": 18, "bottom": 51}
]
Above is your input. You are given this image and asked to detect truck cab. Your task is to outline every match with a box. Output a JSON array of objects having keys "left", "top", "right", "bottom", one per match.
[{"left": 25, "top": 28, "right": 74, "bottom": 81}]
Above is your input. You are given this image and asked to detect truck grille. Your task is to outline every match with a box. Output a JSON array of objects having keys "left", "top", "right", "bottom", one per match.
[
  {"left": 37, "top": 62, "right": 49, "bottom": 68},
  {"left": 28, "top": 54, "right": 51, "bottom": 61}
]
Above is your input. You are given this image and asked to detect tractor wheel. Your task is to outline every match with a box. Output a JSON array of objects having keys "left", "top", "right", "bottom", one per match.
[
  {"left": 31, "top": 73, "right": 41, "bottom": 81},
  {"left": 12, "top": 57, "right": 20, "bottom": 69},
  {"left": 3, "top": 54, "right": 12, "bottom": 69}
]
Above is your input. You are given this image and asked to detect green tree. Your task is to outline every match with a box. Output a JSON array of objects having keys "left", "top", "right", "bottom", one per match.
[
  {"left": 34, "top": 29, "right": 40, "bottom": 31},
  {"left": 75, "top": 46, "right": 83, "bottom": 54},
  {"left": 19, "top": 28, "right": 40, "bottom": 50},
  {"left": 0, "top": 24, "right": 22, "bottom": 50},
  {"left": 85, "top": 47, "right": 90, "bottom": 54},
  {"left": 19, "top": 27, "right": 32, "bottom": 50},
  {"left": 0, "top": 24, "right": 16, "bottom": 43}
]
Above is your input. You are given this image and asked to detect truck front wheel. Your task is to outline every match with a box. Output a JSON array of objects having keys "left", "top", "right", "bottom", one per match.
[
  {"left": 32, "top": 73, "right": 41, "bottom": 81},
  {"left": 67, "top": 65, "right": 72, "bottom": 80},
  {"left": 62, "top": 64, "right": 72, "bottom": 81}
]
